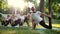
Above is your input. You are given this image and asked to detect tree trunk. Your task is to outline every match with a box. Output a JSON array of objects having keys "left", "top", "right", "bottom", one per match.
[
  {"left": 40, "top": 0, "right": 44, "bottom": 18},
  {"left": 40, "top": 0, "right": 52, "bottom": 29},
  {"left": 48, "top": 0, "right": 52, "bottom": 29}
]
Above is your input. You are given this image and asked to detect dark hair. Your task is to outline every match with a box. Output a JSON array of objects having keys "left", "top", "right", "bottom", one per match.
[{"left": 31, "top": 7, "right": 34, "bottom": 10}]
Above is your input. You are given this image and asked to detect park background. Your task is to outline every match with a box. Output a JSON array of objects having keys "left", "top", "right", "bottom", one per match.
[{"left": 0, "top": 0, "right": 60, "bottom": 34}]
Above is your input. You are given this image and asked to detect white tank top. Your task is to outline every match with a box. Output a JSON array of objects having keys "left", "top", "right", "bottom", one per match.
[
  {"left": 18, "top": 15, "right": 25, "bottom": 22},
  {"left": 31, "top": 11, "right": 43, "bottom": 24}
]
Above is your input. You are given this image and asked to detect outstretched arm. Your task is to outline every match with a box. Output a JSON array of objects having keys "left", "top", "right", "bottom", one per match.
[{"left": 41, "top": 13, "right": 52, "bottom": 18}]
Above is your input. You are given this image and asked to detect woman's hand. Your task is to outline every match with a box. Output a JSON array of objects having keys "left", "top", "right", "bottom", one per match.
[{"left": 48, "top": 14, "right": 52, "bottom": 18}]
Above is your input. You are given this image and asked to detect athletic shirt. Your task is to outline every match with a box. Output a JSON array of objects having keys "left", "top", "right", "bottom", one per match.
[
  {"left": 18, "top": 15, "right": 25, "bottom": 22},
  {"left": 31, "top": 11, "right": 43, "bottom": 24}
]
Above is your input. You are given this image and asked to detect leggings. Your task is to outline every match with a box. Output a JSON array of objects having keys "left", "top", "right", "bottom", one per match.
[{"left": 33, "top": 20, "right": 52, "bottom": 29}]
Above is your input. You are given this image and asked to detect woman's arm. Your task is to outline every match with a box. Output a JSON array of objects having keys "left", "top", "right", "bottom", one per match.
[{"left": 41, "top": 13, "right": 52, "bottom": 18}]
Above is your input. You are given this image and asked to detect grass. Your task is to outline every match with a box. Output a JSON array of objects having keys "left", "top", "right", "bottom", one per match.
[
  {"left": 0, "top": 18, "right": 60, "bottom": 34},
  {"left": 0, "top": 26, "right": 40, "bottom": 34},
  {"left": 0, "top": 26, "right": 60, "bottom": 34}
]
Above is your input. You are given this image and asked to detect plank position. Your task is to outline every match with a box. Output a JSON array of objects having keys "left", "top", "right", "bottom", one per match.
[{"left": 31, "top": 7, "right": 52, "bottom": 29}]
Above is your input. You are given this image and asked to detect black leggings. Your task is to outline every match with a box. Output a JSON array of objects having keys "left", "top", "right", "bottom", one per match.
[
  {"left": 1, "top": 19, "right": 11, "bottom": 26},
  {"left": 24, "top": 17, "right": 29, "bottom": 26},
  {"left": 11, "top": 19, "right": 21, "bottom": 26},
  {"left": 39, "top": 20, "right": 52, "bottom": 29},
  {"left": 33, "top": 20, "right": 52, "bottom": 29}
]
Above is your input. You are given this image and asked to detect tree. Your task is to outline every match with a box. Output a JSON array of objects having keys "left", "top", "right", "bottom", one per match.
[
  {"left": 40, "top": 0, "right": 44, "bottom": 18},
  {"left": 0, "top": 0, "right": 8, "bottom": 13},
  {"left": 48, "top": 0, "right": 52, "bottom": 29},
  {"left": 40, "top": 0, "right": 52, "bottom": 29}
]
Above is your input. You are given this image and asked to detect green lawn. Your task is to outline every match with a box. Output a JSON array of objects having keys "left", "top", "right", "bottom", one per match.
[
  {"left": 0, "top": 18, "right": 60, "bottom": 34},
  {"left": 0, "top": 26, "right": 40, "bottom": 34},
  {"left": 0, "top": 26, "right": 60, "bottom": 34}
]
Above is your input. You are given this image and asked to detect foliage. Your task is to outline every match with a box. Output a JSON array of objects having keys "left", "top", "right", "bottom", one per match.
[
  {"left": 45, "top": 0, "right": 60, "bottom": 19},
  {"left": 0, "top": 0, "right": 8, "bottom": 14},
  {"left": 0, "top": 0, "right": 60, "bottom": 19}
]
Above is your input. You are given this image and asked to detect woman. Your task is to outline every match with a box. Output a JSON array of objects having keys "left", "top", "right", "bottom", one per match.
[
  {"left": 31, "top": 7, "right": 52, "bottom": 29},
  {"left": 2, "top": 15, "right": 11, "bottom": 26},
  {"left": 10, "top": 15, "right": 21, "bottom": 27}
]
